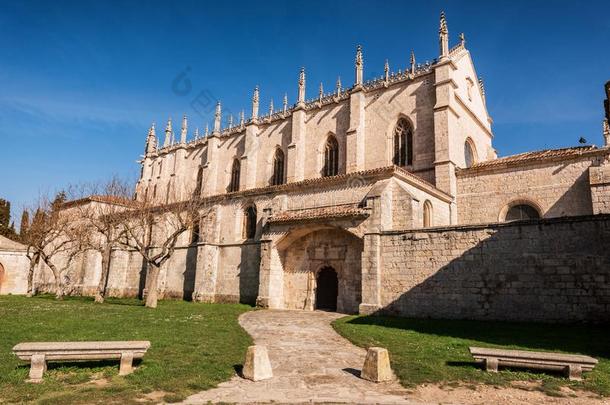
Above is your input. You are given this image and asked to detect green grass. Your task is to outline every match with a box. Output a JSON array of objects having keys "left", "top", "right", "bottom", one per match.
[
  {"left": 0, "top": 295, "right": 253, "bottom": 404},
  {"left": 333, "top": 315, "right": 610, "bottom": 397}
]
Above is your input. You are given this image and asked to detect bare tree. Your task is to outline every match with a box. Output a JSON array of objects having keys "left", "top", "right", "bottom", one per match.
[
  {"left": 69, "top": 177, "right": 134, "bottom": 303},
  {"left": 118, "top": 187, "right": 200, "bottom": 308},
  {"left": 22, "top": 192, "right": 84, "bottom": 299}
]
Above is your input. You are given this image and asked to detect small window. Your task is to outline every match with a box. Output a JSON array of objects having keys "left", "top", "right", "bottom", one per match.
[
  {"left": 466, "top": 77, "right": 474, "bottom": 101},
  {"left": 271, "top": 149, "right": 285, "bottom": 186},
  {"left": 229, "top": 159, "right": 241, "bottom": 192},
  {"left": 323, "top": 135, "right": 339, "bottom": 177},
  {"left": 504, "top": 204, "right": 540, "bottom": 221},
  {"left": 423, "top": 200, "right": 433, "bottom": 227},
  {"left": 243, "top": 205, "right": 257, "bottom": 239},
  {"left": 464, "top": 139, "right": 476, "bottom": 168},
  {"left": 393, "top": 118, "right": 413, "bottom": 167}
]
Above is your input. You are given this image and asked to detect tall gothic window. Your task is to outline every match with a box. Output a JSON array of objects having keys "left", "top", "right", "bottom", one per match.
[
  {"left": 464, "top": 138, "right": 477, "bottom": 168},
  {"left": 323, "top": 135, "right": 339, "bottom": 177},
  {"left": 194, "top": 166, "right": 203, "bottom": 197},
  {"left": 423, "top": 200, "right": 433, "bottom": 227},
  {"left": 393, "top": 118, "right": 413, "bottom": 167},
  {"left": 229, "top": 159, "right": 241, "bottom": 192},
  {"left": 271, "top": 148, "right": 285, "bottom": 186},
  {"left": 243, "top": 205, "right": 257, "bottom": 239}
]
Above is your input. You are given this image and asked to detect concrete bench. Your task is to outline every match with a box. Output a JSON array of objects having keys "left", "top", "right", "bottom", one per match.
[
  {"left": 13, "top": 341, "right": 151, "bottom": 382},
  {"left": 469, "top": 346, "right": 598, "bottom": 380}
]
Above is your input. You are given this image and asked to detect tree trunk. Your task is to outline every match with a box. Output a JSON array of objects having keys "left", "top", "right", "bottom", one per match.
[
  {"left": 95, "top": 245, "right": 113, "bottom": 303},
  {"left": 26, "top": 255, "right": 38, "bottom": 297},
  {"left": 145, "top": 263, "right": 160, "bottom": 308},
  {"left": 47, "top": 261, "right": 63, "bottom": 300}
]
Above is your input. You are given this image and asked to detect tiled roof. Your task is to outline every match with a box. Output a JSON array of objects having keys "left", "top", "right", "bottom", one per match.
[
  {"left": 62, "top": 195, "right": 140, "bottom": 209},
  {"left": 0, "top": 234, "right": 26, "bottom": 251},
  {"left": 268, "top": 204, "right": 369, "bottom": 224},
  {"left": 461, "top": 146, "right": 606, "bottom": 172}
]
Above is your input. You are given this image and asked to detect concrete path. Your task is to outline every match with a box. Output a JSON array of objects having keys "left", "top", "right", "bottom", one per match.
[{"left": 181, "top": 309, "right": 419, "bottom": 404}]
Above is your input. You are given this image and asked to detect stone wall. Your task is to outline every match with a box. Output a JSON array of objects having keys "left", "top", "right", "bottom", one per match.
[{"left": 373, "top": 214, "right": 610, "bottom": 322}]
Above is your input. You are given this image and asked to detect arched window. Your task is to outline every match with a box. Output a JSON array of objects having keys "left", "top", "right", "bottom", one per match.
[
  {"left": 243, "top": 205, "right": 257, "bottom": 239},
  {"left": 464, "top": 138, "right": 477, "bottom": 168},
  {"left": 271, "top": 148, "right": 285, "bottom": 186},
  {"left": 423, "top": 200, "right": 433, "bottom": 227},
  {"left": 194, "top": 166, "right": 203, "bottom": 197},
  {"left": 229, "top": 159, "right": 241, "bottom": 192},
  {"left": 504, "top": 204, "right": 540, "bottom": 221},
  {"left": 393, "top": 119, "right": 413, "bottom": 167},
  {"left": 323, "top": 135, "right": 339, "bottom": 177}
]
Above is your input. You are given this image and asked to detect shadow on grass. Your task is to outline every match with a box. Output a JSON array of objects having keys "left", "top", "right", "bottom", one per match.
[
  {"left": 345, "top": 316, "right": 610, "bottom": 359},
  {"left": 17, "top": 358, "right": 144, "bottom": 372}
]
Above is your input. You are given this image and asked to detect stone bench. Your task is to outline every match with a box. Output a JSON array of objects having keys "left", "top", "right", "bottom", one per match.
[
  {"left": 13, "top": 341, "right": 151, "bottom": 382},
  {"left": 469, "top": 346, "right": 598, "bottom": 380}
]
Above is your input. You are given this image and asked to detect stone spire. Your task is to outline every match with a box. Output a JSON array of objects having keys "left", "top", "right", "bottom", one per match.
[
  {"left": 228, "top": 114, "right": 233, "bottom": 128},
  {"left": 318, "top": 82, "right": 324, "bottom": 103},
  {"left": 439, "top": 11, "right": 449, "bottom": 61},
  {"left": 163, "top": 118, "right": 172, "bottom": 147},
  {"left": 298, "top": 67, "right": 306, "bottom": 105},
  {"left": 269, "top": 99, "right": 274, "bottom": 115},
  {"left": 194, "top": 127, "right": 199, "bottom": 140},
  {"left": 283, "top": 93, "right": 288, "bottom": 113},
  {"left": 603, "top": 119, "right": 609, "bottom": 146},
  {"left": 180, "top": 114, "right": 187, "bottom": 144},
  {"left": 239, "top": 109, "right": 245, "bottom": 128},
  {"left": 336, "top": 76, "right": 342, "bottom": 97},
  {"left": 410, "top": 50, "right": 416, "bottom": 75},
  {"left": 384, "top": 59, "right": 389, "bottom": 83},
  {"left": 459, "top": 32, "right": 465, "bottom": 47},
  {"left": 355, "top": 45, "right": 363, "bottom": 86},
  {"left": 605, "top": 81, "right": 610, "bottom": 122},
  {"left": 252, "top": 86, "right": 259, "bottom": 120},
  {"left": 204, "top": 123, "right": 209, "bottom": 137},
  {"left": 145, "top": 122, "right": 157, "bottom": 154},
  {"left": 213, "top": 101, "right": 221, "bottom": 134}
]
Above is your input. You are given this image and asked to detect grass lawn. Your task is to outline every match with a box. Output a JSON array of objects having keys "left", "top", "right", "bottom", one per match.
[
  {"left": 0, "top": 295, "right": 253, "bottom": 404},
  {"left": 333, "top": 315, "right": 610, "bottom": 397}
]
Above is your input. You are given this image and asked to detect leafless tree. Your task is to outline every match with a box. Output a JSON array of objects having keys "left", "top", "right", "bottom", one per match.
[
  {"left": 21, "top": 192, "right": 84, "bottom": 299},
  {"left": 69, "top": 177, "right": 134, "bottom": 303},
  {"left": 117, "top": 187, "right": 200, "bottom": 308}
]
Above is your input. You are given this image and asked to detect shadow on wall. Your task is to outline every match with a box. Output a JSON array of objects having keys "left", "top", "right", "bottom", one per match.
[
  {"left": 374, "top": 215, "right": 610, "bottom": 323},
  {"left": 544, "top": 169, "right": 593, "bottom": 217},
  {"left": 183, "top": 246, "right": 198, "bottom": 301},
  {"left": 239, "top": 243, "right": 261, "bottom": 305}
]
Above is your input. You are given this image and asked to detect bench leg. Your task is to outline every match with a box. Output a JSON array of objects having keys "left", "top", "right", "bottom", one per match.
[
  {"left": 119, "top": 352, "right": 134, "bottom": 376},
  {"left": 28, "top": 354, "right": 47, "bottom": 383},
  {"left": 567, "top": 364, "right": 583, "bottom": 381},
  {"left": 485, "top": 358, "right": 499, "bottom": 373}
]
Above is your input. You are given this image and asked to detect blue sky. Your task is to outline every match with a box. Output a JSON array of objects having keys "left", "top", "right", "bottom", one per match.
[{"left": 1, "top": 0, "right": 609, "bottom": 222}]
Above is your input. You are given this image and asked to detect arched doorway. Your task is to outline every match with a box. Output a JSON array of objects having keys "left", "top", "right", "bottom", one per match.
[{"left": 316, "top": 266, "right": 338, "bottom": 311}]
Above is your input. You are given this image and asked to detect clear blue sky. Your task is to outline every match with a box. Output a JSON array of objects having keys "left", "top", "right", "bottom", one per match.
[{"left": 1, "top": 0, "right": 609, "bottom": 223}]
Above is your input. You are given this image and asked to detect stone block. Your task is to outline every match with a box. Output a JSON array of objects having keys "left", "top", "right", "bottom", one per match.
[
  {"left": 242, "top": 345, "right": 273, "bottom": 381},
  {"left": 361, "top": 347, "right": 393, "bottom": 383}
]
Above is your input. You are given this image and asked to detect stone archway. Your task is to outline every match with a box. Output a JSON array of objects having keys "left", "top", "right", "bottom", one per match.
[{"left": 315, "top": 266, "right": 338, "bottom": 311}]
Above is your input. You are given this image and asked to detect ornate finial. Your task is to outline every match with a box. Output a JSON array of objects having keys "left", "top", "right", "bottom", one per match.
[
  {"left": 603, "top": 119, "right": 610, "bottom": 146},
  {"left": 336, "top": 76, "right": 342, "bottom": 97},
  {"left": 180, "top": 114, "right": 187, "bottom": 144},
  {"left": 228, "top": 114, "right": 233, "bottom": 128},
  {"left": 269, "top": 99, "right": 274, "bottom": 115},
  {"left": 204, "top": 123, "right": 209, "bottom": 137},
  {"left": 459, "top": 32, "right": 465, "bottom": 46},
  {"left": 439, "top": 11, "right": 449, "bottom": 60},
  {"left": 239, "top": 109, "right": 245, "bottom": 127},
  {"left": 194, "top": 127, "right": 199, "bottom": 140},
  {"left": 252, "top": 85, "right": 259, "bottom": 120},
  {"left": 318, "top": 82, "right": 324, "bottom": 102},
  {"left": 283, "top": 93, "right": 288, "bottom": 113},
  {"left": 298, "top": 67, "right": 306, "bottom": 104},
  {"left": 163, "top": 117, "right": 172, "bottom": 147},
  {"left": 409, "top": 50, "right": 416, "bottom": 75},
  {"left": 213, "top": 101, "right": 221, "bottom": 133},
  {"left": 384, "top": 59, "right": 390, "bottom": 83},
  {"left": 145, "top": 122, "right": 157, "bottom": 154},
  {"left": 605, "top": 81, "right": 610, "bottom": 122},
  {"left": 355, "top": 45, "right": 363, "bottom": 86}
]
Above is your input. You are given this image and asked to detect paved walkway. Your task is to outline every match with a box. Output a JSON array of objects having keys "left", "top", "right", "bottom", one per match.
[{"left": 181, "top": 309, "right": 419, "bottom": 404}]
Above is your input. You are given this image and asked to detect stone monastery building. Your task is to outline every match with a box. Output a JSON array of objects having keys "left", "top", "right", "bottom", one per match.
[{"left": 24, "top": 13, "right": 610, "bottom": 321}]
